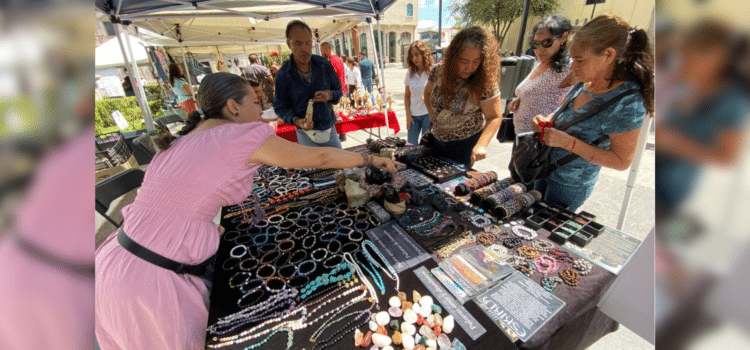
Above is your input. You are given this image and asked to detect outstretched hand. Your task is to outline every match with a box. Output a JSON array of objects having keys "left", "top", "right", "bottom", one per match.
[{"left": 371, "top": 156, "right": 405, "bottom": 173}]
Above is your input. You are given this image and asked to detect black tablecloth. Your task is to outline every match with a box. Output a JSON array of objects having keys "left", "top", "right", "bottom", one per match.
[{"left": 207, "top": 212, "right": 617, "bottom": 350}]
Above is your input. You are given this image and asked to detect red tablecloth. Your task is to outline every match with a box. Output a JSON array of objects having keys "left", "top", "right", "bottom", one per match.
[{"left": 275, "top": 111, "right": 399, "bottom": 142}]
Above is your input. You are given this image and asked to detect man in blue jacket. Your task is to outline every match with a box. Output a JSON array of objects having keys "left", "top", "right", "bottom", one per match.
[
  {"left": 274, "top": 20, "right": 343, "bottom": 148},
  {"left": 358, "top": 51, "right": 377, "bottom": 105}
]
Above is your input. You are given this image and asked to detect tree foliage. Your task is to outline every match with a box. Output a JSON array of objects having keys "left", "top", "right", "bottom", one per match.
[{"left": 450, "top": 0, "right": 559, "bottom": 47}]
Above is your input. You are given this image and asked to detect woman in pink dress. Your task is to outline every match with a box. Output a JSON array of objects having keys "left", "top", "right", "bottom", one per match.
[
  {"left": 95, "top": 72, "right": 398, "bottom": 349},
  {"left": 508, "top": 14, "right": 576, "bottom": 135}
]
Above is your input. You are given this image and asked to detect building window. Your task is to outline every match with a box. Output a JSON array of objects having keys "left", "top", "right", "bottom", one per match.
[
  {"left": 360, "top": 33, "right": 368, "bottom": 55},
  {"left": 400, "top": 32, "right": 411, "bottom": 45},
  {"left": 389, "top": 32, "right": 396, "bottom": 62},
  {"left": 406, "top": 4, "right": 413, "bottom": 17},
  {"left": 335, "top": 39, "right": 341, "bottom": 56}
]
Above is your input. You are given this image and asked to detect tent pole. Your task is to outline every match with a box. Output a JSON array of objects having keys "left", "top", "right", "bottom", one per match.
[
  {"left": 179, "top": 42, "right": 197, "bottom": 101},
  {"left": 115, "top": 23, "right": 155, "bottom": 131},
  {"left": 617, "top": 117, "right": 652, "bottom": 230},
  {"left": 375, "top": 17, "right": 389, "bottom": 137}
]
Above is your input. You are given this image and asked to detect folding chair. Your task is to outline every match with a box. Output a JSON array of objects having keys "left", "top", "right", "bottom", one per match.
[
  {"left": 155, "top": 114, "right": 185, "bottom": 130},
  {"left": 131, "top": 134, "right": 157, "bottom": 164},
  {"left": 95, "top": 168, "right": 145, "bottom": 228}
]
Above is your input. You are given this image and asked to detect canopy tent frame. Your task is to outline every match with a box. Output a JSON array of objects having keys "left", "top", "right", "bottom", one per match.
[{"left": 97, "top": 0, "right": 398, "bottom": 134}]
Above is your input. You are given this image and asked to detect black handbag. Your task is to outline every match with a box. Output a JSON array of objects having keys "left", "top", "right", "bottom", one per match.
[
  {"left": 509, "top": 84, "right": 638, "bottom": 185},
  {"left": 496, "top": 112, "right": 516, "bottom": 143}
]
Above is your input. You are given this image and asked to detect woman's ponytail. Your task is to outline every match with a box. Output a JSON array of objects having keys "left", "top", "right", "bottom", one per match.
[
  {"left": 615, "top": 27, "right": 654, "bottom": 115},
  {"left": 154, "top": 109, "right": 203, "bottom": 151}
]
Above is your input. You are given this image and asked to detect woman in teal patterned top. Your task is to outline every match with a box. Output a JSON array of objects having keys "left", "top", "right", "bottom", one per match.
[{"left": 530, "top": 14, "right": 654, "bottom": 211}]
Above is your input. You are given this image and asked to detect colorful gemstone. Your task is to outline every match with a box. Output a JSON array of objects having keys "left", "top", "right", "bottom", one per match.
[
  {"left": 391, "top": 331, "right": 403, "bottom": 345},
  {"left": 376, "top": 325, "right": 387, "bottom": 336},
  {"left": 416, "top": 314, "right": 424, "bottom": 326},
  {"left": 398, "top": 291, "right": 407, "bottom": 302},
  {"left": 361, "top": 331, "right": 372, "bottom": 348},
  {"left": 433, "top": 325, "right": 442, "bottom": 337},
  {"left": 431, "top": 304, "right": 442, "bottom": 314},
  {"left": 389, "top": 319, "right": 400, "bottom": 331},
  {"left": 413, "top": 290, "right": 422, "bottom": 302},
  {"left": 354, "top": 329, "right": 363, "bottom": 346}
]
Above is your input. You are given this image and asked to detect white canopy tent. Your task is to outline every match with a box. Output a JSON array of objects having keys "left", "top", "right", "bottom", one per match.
[
  {"left": 95, "top": 33, "right": 151, "bottom": 69},
  {"left": 96, "top": 0, "right": 397, "bottom": 133}
]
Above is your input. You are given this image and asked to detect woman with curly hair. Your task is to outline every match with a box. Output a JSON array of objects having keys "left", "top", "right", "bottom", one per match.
[
  {"left": 532, "top": 14, "right": 654, "bottom": 211},
  {"left": 404, "top": 40, "right": 435, "bottom": 145},
  {"left": 423, "top": 26, "right": 502, "bottom": 168}
]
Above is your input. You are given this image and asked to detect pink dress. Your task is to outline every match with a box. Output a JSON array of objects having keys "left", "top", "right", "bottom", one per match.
[
  {"left": 0, "top": 127, "right": 95, "bottom": 350},
  {"left": 513, "top": 61, "right": 572, "bottom": 134},
  {"left": 95, "top": 122, "right": 274, "bottom": 350}
]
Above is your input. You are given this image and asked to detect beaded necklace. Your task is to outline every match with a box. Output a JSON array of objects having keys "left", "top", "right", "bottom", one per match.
[
  {"left": 343, "top": 253, "right": 379, "bottom": 308},
  {"left": 312, "top": 309, "right": 372, "bottom": 350},
  {"left": 353, "top": 253, "right": 385, "bottom": 294},
  {"left": 239, "top": 327, "right": 294, "bottom": 350},
  {"left": 208, "top": 285, "right": 366, "bottom": 348},
  {"left": 361, "top": 240, "right": 400, "bottom": 292}
]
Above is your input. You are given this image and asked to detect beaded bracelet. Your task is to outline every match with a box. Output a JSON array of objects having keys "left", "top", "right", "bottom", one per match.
[
  {"left": 222, "top": 258, "right": 241, "bottom": 271},
  {"left": 541, "top": 274, "right": 563, "bottom": 292},
  {"left": 277, "top": 264, "right": 296, "bottom": 279},
  {"left": 560, "top": 267, "right": 581, "bottom": 286},
  {"left": 323, "top": 254, "right": 345, "bottom": 269},
  {"left": 229, "top": 245, "right": 248, "bottom": 259},
  {"left": 297, "top": 260, "right": 316, "bottom": 277},
  {"left": 469, "top": 214, "right": 492, "bottom": 228},
  {"left": 260, "top": 250, "right": 281, "bottom": 264},
  {"left": 518, "top": 245, "right": 540, "bottom": 259},
  {"left": 338, "top": 218, "right": 354, "bottom": 227},
  {"left": 264, "top": 276, "right": 287, "bottom": 293},
  {"left": 327, "top": 239, "right": 342, "bottom": 254},
  {"left": 223, "top": 230, "right": 241, "bottom": 242},
  {"left": 512, "top": 225, "right": 538, "bottom": 240},
  {"left": 572, "top": 258, "right": 593, "bottom": 276},
  {"left": 273, "top": 231, "right": 292, "bottom": 242},
  {"left": 252, "top": 233, "right": 270, "bottom": 246},
  {"left": 228, "top": 271, "right": 254, "bottom": 288},
  {"left": 238, "top": 257, "right": 259, "bottom": 271},
  {"left": 302, "top": 235, "right": 316, "bottom": 249},
  {"left": 321, "top": 215, "right": 336, "bottom": 224},
  {"left": 256, "top": 264, "right": 276, "bottom": 280},
  {"left": 340, "top": 242, "right": 360, "bottom": 254},
  {"left": 503, "top": 236, "right": 523, "bottom": 249},
  {"left": 236, "top": 288, "right": 265, "bottom": 308},
  {"left": 532, "top": 239, "right": 556, "bottom": 253},
  {"left": 533, "top": 254, "right": 560, "bottom": 274},
  {"left": 320, "top": 231, "right": 337, "bottom": 242},
  {"left": 348, "top": 229, "right": 364, "bottom": 242},
  {"left": 311, "top": 248, "right": 328, "bottom": 262},
  {"left": 354, "top": 221, "right": 370, "bottom": 232},
  {"left": 515, "top": 259, "right": 535, "bottom": 277}
]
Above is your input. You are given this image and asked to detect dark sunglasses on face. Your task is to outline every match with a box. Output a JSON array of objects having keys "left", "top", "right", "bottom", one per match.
[{"left": 530, "top": 38, "right": 556, "bottom": 49}]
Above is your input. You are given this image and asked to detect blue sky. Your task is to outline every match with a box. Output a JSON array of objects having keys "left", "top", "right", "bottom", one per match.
[{"left": 416, "top": 0, "right": 456, "bottom": 30}]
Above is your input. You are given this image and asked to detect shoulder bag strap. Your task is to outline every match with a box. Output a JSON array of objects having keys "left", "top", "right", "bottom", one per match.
[{"left": 551, "top": 87, "right": 640, "bottom": 169}]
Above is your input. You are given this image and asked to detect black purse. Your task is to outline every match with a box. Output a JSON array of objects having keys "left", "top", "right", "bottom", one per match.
[
  {"left": 509, "top": 84, "right": 638, "bottom": 185},
  {"left": 496, "top": 112, "right": 516, "bottom": 143}
]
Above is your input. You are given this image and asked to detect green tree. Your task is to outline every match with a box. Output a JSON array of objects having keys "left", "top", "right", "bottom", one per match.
[{"left": 450, "top": 0, "right": 559, "bottom": 47}]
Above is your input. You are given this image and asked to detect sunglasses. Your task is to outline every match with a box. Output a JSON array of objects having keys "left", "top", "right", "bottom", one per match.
[{"left": 530, "top": 38, "right": 556, "bottom": 49}]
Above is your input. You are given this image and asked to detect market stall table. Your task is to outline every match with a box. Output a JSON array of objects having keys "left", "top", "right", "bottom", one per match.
[
  {"left": 275, "top": 111, "right": 400, "bottom": 142},
  {"left": 206, "top": 158, "right": 620, "bottom": 350}
]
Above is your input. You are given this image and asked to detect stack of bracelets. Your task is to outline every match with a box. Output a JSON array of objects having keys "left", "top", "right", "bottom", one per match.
[
  {"left": 453, "top": 171, "right": 497, "bottom": 196},
  {"left": 493, "top": 190, "right": 543, "bottom": 219},
  {"left": 469, "top": 177, "right": 516, "bottom": 203},
  {"left": 482, "top": 183, "right": 526, "bottom": 209},
  {"left": 210, "top": 165, "right": 399, "bottom": 349}
]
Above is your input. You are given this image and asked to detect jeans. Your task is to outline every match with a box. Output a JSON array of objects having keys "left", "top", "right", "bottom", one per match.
[
  {"left": 407, "top": 114, "right": 431, "bottom": 145},
  {"left": 532, "top": 178, "right": 595, "bottom": 212},
  {"left": 295, "top": 127, "right": 342, "bottom": 148},
  {"left": 432, "top": 131, "right": 482, "bottom": 169},
  {"left": 363, "top": 78, "right": 375, "bottom": 104}
]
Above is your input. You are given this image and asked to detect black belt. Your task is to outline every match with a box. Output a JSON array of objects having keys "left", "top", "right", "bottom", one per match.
[
  {"left": 12, "top": 230, "right": 94, "bottom": 279},
  {"left": 117, "top": 227, "right": 216, "bottom": 277}
]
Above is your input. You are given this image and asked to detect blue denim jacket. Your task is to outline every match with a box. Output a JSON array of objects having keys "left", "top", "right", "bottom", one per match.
[{"left": 273, "top": 54, "right": 342, "bottom": 130}]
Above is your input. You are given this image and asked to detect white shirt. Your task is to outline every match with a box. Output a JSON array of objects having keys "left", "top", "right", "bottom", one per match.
[
  {"left": 404, "top": 70, "right": 429, "bottom": 116},
  {"left": 346, "top": 66, "right": 362, "bottom": 87}
]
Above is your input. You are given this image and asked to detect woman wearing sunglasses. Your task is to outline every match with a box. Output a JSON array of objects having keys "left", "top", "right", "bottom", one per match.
[
  {"left": 508, "top": 14, "right": 575, "bottom": 135},
  {"left": 531, "top": 14, "right": 654, "bottom": 211}
]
